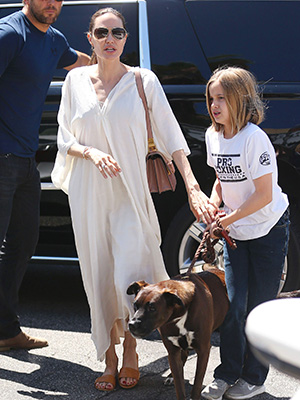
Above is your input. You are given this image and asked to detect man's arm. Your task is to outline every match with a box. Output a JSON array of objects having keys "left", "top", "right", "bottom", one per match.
[{"left": 64, "top": 50, "right": 90, "bottom": 70}]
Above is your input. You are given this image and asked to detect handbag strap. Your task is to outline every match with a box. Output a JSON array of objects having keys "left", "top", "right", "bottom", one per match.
[{"left": 134, "top": 68, "right": 157, "bottom": 152}]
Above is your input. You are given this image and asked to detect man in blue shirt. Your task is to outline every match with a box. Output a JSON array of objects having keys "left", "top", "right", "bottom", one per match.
[{"left": 0, "top": 0, "right": 90, "bottom": 351}]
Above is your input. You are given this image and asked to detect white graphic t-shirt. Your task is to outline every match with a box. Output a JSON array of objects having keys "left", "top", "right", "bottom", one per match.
[{"left": 206, "top": 122, "right": 288, "bottom": 240}]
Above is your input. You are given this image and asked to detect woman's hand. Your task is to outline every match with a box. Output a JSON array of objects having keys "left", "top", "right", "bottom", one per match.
[
  {"left": 172, "top": 149, "right": 217, "bottom": 224},
  {"left": 188, "top": 187, "right": 217, "bottom": 224},
  {"left": 84, "top": 147, "right": 122, "bottom": 178}
]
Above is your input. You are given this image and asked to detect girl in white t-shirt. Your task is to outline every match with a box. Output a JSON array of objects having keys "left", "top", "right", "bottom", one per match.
[{"left": 202, "top": 67, "right": 290, "bottom": 400}]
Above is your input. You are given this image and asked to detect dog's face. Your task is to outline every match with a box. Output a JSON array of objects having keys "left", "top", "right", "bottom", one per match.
[{"left": 127, "top": 280, "right": 192, "bottom": 338}]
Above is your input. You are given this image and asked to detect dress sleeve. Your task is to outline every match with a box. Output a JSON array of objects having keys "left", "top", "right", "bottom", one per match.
[
  {"left": 141, "top": 69, "right": 190, "bottom": 159},
  {"left": 51, "top": 72, "right": 77, "bottom": 193}
]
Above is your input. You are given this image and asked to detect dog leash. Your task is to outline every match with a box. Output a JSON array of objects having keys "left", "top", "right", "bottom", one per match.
[{"left": 187, "top": 213, "right": 237, "bottom": 275}]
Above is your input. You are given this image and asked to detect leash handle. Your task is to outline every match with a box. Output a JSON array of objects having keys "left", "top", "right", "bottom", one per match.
[
  {"left": 214, "top": 213, "right": 237, "bottom": 250},
  {"left": 187, "top": 212, "right": 237, "bottom": 275},
  {"left": 220, "top": 228, "right": 236, "bottom": 249}
]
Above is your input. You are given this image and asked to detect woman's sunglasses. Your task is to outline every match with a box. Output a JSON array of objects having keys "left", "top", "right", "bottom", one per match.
[{"left": 93, "top": 27, "right": 127, "bottom": 40}]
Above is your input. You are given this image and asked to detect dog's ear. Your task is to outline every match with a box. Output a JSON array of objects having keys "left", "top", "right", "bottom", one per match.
[
  {"left": 127, "top": 280, "right": 149, "bottom": 296},
  {"left": 163, "top": 291, "right": 184, "bottom": 308}
]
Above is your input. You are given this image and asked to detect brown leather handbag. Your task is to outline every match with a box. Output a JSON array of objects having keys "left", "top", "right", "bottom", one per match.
[{"left": 134, "top": 68, "right": 177, "bottom": 194}]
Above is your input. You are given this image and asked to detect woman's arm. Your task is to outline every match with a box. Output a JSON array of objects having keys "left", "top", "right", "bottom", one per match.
[
  {"left": 220, "top": 173, "right": 273, "bottom": 229},
  {"left": 209, "top": 176, "right": 223, "bottom": 209},
  {"left": 67, "top": 143, "right": 121, "bottom": 179},
  {"left": 172, "top": 149, "right": 216, "bottom": 224}
]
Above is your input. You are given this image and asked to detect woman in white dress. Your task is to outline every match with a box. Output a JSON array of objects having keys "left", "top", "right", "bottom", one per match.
[{"left": 51, "top": 7, "right": 215, "bottom": 392}]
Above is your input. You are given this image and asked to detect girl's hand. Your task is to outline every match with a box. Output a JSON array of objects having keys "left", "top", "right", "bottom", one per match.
[
  {"left": 85, "top": 148, "right": 122, "bottom": 178},
  {"left": 207, "top": 221, "right": 217, "bottom": 239},
  {"left": 208, "top": 220, "right": 222, "bottom": 239}
]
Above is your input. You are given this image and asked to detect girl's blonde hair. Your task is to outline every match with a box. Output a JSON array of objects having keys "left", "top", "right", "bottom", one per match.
[
  {"left": 88, "top": 8, "right": 126, "bottom": 65},
  {"left": 206, "top": 66, "right": 265, "bottom": 133}
]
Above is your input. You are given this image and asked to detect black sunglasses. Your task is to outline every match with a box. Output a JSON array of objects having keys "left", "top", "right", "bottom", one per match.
[{"left": 93, "top": 27, "right": 127, "bottom": 40}]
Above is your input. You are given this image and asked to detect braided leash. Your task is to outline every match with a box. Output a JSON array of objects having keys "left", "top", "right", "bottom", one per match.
[{"left": 187, "top": 214, "right": 237, "bottom": 275}]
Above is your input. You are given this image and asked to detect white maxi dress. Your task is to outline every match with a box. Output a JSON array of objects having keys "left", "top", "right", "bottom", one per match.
[{"left": 51, "top": 66, "right": 190, "bottom": 361}]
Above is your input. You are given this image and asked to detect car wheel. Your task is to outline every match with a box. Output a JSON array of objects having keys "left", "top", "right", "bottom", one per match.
[
  {"left": 163, "top": 203, "right": 300, "bottom": 291},
  {"left": 162, "top": 203, "right": 224, "bottom": 277}
]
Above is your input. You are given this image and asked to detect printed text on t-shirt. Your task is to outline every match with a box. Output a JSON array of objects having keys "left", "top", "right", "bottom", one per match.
[{"left": 213, "top": 153, "right": 247, "bottom": 183}]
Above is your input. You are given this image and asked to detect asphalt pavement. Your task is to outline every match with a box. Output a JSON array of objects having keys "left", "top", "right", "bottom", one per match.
[{"left": 0, "top": 264, "right": 299, "bottom": 400}]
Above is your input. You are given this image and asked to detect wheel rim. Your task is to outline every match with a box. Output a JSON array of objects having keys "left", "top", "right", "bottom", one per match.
[
  {"left": 178, "top": 220, "right": 224, "bottom": 273},
  {"left": 178, "top": 220, "right": 287, "bottom": 293},
  {"left": 279, "top": 257, "right": 288, "bottom": 293}
]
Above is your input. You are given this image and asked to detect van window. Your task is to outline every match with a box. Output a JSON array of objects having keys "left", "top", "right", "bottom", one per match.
[
  {"left": 186, "top": 0, "right": 300, "bottom": 82},
  {"left": 147, "top": 0, "right": 211, "bottom": 84}
]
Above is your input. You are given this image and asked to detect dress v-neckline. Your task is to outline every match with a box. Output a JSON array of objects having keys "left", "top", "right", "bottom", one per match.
[{"left": 87, "top": 67, "right": 133, "bottom": 112}]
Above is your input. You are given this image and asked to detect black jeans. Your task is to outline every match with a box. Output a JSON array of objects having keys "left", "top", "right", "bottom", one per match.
[{"left": 0, "top": 154, "right": 40, "bottom": 339}]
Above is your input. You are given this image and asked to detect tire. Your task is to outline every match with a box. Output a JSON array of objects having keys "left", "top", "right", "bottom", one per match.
[
  {"left": 163, "top": 203, "right": 300, "bottom": 291},
  {"left": 162, "top": 203, "right": 224, "bottom": 277}
]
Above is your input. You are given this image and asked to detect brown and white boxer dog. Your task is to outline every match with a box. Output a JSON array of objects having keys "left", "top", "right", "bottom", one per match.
[{"left": 127, "top": 267, "right": 229, "bottom": 400}]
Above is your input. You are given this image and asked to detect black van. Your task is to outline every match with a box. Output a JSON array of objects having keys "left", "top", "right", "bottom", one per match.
[{"left": 1, "top": 0, "right": 300, "bottom": 290}]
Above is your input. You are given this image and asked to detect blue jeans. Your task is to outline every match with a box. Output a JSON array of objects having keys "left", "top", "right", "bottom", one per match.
[
  {"left": 0, "top": 154, "right": 40, "bottom": 339},
  {"left": 214, "top": 208, "right": 290, "bottom": 386}
]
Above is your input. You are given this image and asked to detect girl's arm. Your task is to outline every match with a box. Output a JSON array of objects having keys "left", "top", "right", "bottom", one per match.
[
  {"left": 172, "top": 149, "right": 217, "bottom": 224},
  {"left": 220, "top": 173, "right": 273, "bottom": 229}
]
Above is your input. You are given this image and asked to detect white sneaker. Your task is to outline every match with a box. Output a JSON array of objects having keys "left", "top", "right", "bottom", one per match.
[
  {"left": 225, "top": 379, "right": 265, "bottom": 400},
  {"left": 201, "top": 379, "right": 230, "bottom": 400}
]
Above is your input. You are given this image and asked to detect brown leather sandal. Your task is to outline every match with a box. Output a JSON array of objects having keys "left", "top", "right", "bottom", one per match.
[
  {"left": 118, "top": 366, "right": 140, "bottom": 389},
  {"left": 94, "top": 374, "right": 116, "bottom": 391}
]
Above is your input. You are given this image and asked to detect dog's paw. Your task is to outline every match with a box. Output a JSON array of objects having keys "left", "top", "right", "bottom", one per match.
[{"left": 164, "top": 373, "right": 174, "bottom": 386}]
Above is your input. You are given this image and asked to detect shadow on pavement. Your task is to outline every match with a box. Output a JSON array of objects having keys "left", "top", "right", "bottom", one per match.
[
  {"left": 19, "top": 263, "right": 90, "bottom": 333},
  {"left": 1, "top": 263, "right": 295, "bottom": 400}
]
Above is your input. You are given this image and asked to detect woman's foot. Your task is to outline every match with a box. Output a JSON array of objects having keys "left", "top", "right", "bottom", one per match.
[
  {"left": 118, "top": 332, "right": 140, "bottom": 389},
  {"left": 95, "top": 372, "right": 117, "bottom": 392},
  {"left": 95, "top": 342, "right": 118, "bottom": 391}
]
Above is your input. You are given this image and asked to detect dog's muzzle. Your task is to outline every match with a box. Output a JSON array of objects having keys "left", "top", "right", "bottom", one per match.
[{"left": 128, "top": 318, "right": 152, "bottom": 339}]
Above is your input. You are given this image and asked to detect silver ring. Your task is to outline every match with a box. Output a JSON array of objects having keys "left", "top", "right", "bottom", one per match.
[{"left": 101, "top": 163, "right": 106, "bottom": 169}]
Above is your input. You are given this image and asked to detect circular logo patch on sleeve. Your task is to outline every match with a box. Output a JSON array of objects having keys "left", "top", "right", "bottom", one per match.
[{"left": 259, "top": 152, "right": 271, "bottom": 166}]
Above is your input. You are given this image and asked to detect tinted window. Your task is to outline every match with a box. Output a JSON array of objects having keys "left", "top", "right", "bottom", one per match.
[
  {"left": 186, "top": 0, "right": 300, "bottom": 82},
  {"left": 147, "top": 0, "right": 211, "bottom": 84},
  {"left": 0, "top": 4, "right": 20, "bottom": 16}
]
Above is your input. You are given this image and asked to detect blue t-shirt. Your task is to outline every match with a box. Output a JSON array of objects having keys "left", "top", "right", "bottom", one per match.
[{"left": 0, "top": 11, "right": 78, "bottom": 157}]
